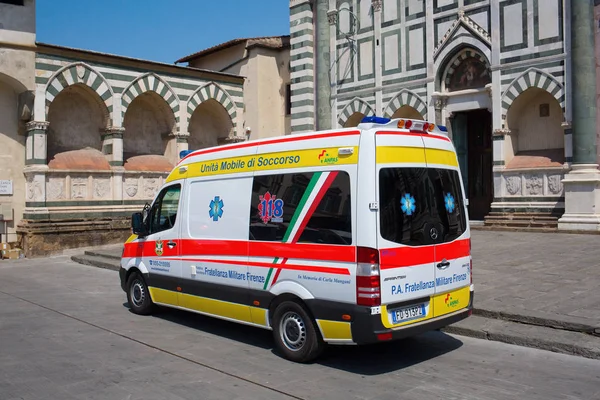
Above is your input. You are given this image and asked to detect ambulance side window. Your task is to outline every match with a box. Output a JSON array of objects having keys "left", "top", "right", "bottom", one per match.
[
  {"left": 148, "top": 184, "right": 181, "bottom": 234},
  {"left": 249, "top": 172, "right": 352, "bottom": 245}
]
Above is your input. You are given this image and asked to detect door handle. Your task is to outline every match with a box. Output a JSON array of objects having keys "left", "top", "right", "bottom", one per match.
[
  {"left": 436, "top": 259, "right": 450, "bottom": 270},
  {"left": 167, "top": 240, "right": 177, "bottom": 249}
]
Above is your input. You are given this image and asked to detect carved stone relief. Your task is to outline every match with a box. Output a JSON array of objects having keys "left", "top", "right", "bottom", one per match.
[
  {"left": 143, "top": 178, "right": 159, "bottom": 198},
  {"left": 71, "top": 178, "right": 88, "bottom": 199},
  {"left": 505, "top": 176, "right": 521, "bottom": 196},
  {"left": 547, "top": 175, "right": 563, "bottom": 195},
  {"left": 124, "top": 178, "right": 139, "bottom": 198},
  {"left": 525, "top": 175, "right": 543, "bottom": 196},
  {"left": 47, "top": 178, "right": 65, "bottom": 200},
  {"left": 94, "top": 179, "right": 111, "bottom": 199},
  {"left": 26, "top": 175, "right": 43, "bottom": 201}
]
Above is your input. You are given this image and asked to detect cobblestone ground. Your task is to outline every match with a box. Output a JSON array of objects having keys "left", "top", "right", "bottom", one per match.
[{"left": 471, "top": 230, "right": 600, "bottom": 327}]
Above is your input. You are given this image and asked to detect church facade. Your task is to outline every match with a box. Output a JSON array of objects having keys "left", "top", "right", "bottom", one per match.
[{"left": 289, "top": 0, "right": 600, "bottom": 230}]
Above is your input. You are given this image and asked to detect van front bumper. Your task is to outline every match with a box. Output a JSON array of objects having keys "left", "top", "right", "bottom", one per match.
[{"left": 306, "top": 290, "right": 473, "bottom": 345}]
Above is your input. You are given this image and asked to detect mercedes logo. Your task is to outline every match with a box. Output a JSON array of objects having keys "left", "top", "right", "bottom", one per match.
[{"left": 430, "top": 227, "right": 439, "bottom": 240}]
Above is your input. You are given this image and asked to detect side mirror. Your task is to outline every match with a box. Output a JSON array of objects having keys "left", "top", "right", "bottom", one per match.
[{"left": 131, "top": 212, "right": 148, "bottom": 236}]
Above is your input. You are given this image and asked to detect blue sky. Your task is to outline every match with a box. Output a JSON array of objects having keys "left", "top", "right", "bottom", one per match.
[{"left": 37, "top": 0, "right": 290, "bottom": 64}]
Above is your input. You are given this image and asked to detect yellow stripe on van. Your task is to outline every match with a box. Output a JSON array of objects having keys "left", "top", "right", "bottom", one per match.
[
  {"left": 125, "top": 234, "right": 138, "bottom": 244},
  {"left": 148, "top": 287, "right": 178, "bottom": 306},
  {"left": 316, "top": 320, "right": 353, "bottom": 340},
  {"left": 167, "top": 147, "right": 359, "bottom": 182},
  {"left": 425, "top": 148, "right": 459, "bottom": 167},
  {"left": 376, "top": 146, "right": 427, "bottom": 164}
]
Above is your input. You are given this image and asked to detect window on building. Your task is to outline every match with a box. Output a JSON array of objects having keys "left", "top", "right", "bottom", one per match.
[
  {"left": 285, "top": 84, "right": 292, "bottom": 115},
  {"left": 249, "top": 171, "right": 352, "bottom": 245},
  {"left": 0, "top": 0, "right": 25, "bottom": 5}
]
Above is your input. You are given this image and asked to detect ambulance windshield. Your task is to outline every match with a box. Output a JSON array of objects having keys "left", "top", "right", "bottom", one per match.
[{"left": 379, "top": 167, "right": 467, "bottom": 246}]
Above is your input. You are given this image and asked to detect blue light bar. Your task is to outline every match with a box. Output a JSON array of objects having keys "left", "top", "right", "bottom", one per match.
[
  {"left": 179, "top": 150, "right": 194, "bottom": 159},
  {"left": 361, "top": 116, "right": 391, "bottom": 124},
  {"left": 438, "top": 125, "right": 448, "bottom": 132}
]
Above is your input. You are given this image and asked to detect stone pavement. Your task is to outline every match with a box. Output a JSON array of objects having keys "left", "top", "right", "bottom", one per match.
[{"left": 470, "top": 230, "right": 600, "bottom": 332}]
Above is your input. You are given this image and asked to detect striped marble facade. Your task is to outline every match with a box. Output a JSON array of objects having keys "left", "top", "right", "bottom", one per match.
[
  {"left": 290, "top": 0, "right": 316, "bottom": 133},
  {"left": 289, "top": 0, "right": 570, "bottom": 218}
]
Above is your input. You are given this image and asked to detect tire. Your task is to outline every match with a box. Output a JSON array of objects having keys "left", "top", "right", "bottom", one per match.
[
  {"left": 272, "top": 301, "right": 325, "bottom": 363},
  {"left": 126, "top": 272, "right": 155, "bottom": 315}
]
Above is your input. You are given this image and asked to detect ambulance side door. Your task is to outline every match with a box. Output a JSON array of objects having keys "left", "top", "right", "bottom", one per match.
[{"left": 142, "top": 183, "right": 183, "bottom": 306}]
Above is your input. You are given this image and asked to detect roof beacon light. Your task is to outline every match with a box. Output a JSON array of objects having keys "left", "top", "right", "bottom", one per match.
[
  {"left": 179, "top": 150, "right": 194, "bottom": 159},
  {"left": 361, "top": 116, "right": 391, "bottom": 124}
]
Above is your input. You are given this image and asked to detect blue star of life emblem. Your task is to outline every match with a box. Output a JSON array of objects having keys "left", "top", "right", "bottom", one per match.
[
  {"left": 401, "top": 193, "right": 416, "bottom": 216},
  {"left": 209, "top": 196, "right": 224, "bottom": 221},
  {"left": 444, "top": 193, "right": 455, "bottom": 213}
]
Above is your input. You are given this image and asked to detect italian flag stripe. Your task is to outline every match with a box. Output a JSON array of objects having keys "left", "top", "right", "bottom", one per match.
[{"left": 263, "top": 171, "right": 339, "bottom": 289}]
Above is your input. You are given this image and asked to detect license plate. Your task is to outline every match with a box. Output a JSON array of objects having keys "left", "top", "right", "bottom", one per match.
[{"left": 390, "top": 304, "right": 426, "bottom": 324}]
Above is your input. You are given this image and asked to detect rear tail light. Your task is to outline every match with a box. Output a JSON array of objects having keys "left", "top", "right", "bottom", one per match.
[{"left": 356, "top": 247, "right": 381, "bottom": 306}]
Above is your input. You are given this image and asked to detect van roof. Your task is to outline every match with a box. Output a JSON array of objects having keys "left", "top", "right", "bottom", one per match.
[{"left": 178, "top": 117, "right": 448, "bottom": 166}]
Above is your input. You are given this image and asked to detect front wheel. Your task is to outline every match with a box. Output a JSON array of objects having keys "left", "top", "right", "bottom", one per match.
[
  {"left": 126, "top": 272, "right": 155, "bottom": 315},
  {"left": 272, "top": 301, "right": 324, "bottom": 363}
]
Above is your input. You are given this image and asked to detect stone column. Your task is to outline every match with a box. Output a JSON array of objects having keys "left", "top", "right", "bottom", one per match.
[
  {"left": 328, "top": 7, "right": 339, "bottom": 128},
  {"left": 562, "top": 121, "right": 573, "bottom": 166},
  {"left": 558, "top": 0, "right": 600, "bottom": 231},
  {"left": 176, "top": 135, "right": 189, "bottom": 160},
  {"left": 372, "top": 0, "right": 383, "bottom": 115},
  {"left": 25, "top": 121, "right": 49, "bottom": 166},
  {"left": 315, "top": 0, "right": 332, "bottom": 130},
  {"left": 431, "top": 93, "right": 447, "bottom": 126},
  {"left": 101, "top": 127, "right": 125, "bottom": 167}
]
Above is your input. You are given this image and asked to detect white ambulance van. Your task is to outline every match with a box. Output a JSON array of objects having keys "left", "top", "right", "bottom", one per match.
[{"left": 119, "top": 117, "right": 473, "bottom": 363}]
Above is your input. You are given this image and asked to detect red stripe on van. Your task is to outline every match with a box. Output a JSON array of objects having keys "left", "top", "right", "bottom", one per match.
[
  {"left": 435, "top": 239, "right": 470, "bottom": 261},
  {"left": 123, "top": 239, "right": 356, "bottom": 263},
  {"left": 376, "top": 130, "right": 451, "bottom": 142},
  {"left": 179, "top": 130, "right": 361, "bottom": 164},
  {"left": 379, "top": 239, "right": 470, "bottom": 269},
  {"left": 249, "top": 241, "right": 356, "bottom": 263},
  {"left": 380, "top": 245, "right": 435, "bottom": 269}
]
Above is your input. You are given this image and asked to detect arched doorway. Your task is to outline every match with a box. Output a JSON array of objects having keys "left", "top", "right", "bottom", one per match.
[
  {"left": 441, "top": 48, "right": 493, "bottom": 220},
  {"left": 391, "top": 105, "right": 422, "bottom": 120},
  {"left": 123, "top": 91, "right": 176, "bottom": 171},
  {"left": 188, "top": 99, "right": 233, "bottom": 150},
  {"left": 506, "top": 87, "right": 564, "bottom": 168},
  {"left": 47, "top": 84, "right": 110, "bottom": 169},
  {"left": 344, "top": 112, "right": 365, "bottom": 127}
]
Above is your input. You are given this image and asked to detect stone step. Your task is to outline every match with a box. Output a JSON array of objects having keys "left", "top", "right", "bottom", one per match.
[
  {"left": 484, "top": 218, "right": 558, "bottom": 227},
  {"left": 71, "top": 254, "right": 120, "bottom": 271},
  {"left": 84, "top": 249, "right": 122, "bottom": 260},
  {"left": 443, "top": 315, "right": 600, "bottom": 360}
]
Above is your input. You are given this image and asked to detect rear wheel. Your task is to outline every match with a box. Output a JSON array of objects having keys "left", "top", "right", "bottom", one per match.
[
  {"left": 272, "top": 301, "right": 324, "bottom": 363},
  {"left": 126, "top": 272, "right": 155, "bottom": 315}
]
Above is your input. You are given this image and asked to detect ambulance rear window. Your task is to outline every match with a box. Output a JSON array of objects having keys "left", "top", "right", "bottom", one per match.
[{"left": 379, "top": 167, "right": 466, "bottom": 246}]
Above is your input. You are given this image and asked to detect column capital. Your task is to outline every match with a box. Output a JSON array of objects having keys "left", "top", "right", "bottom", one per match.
[
  {"left": 431, "top": 94, "right": 448, "bottom": 111},
  {"left": 25, "top": 121, "right": 49, "bottom": 133},
  {"left": 102, "top": 127, "right": 125, "bottom": 140},
  {"left": 493, "top": 128, "right": 512, "bottom": 137},
  {"left": 371, "top": 0, "right": 382, "bottom": 12},
  {"left": 327, "top": 9, "right": 338, "bottom": 25}
]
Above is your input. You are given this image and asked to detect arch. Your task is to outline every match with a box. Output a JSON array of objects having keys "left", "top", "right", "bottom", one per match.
[
  {"left": 45, "top": 62, "right": 113, "bottom": 122},
  {"left": 435, "top": 39, "right": 491, "bottom": 91},
  {"left": 187, "top": 82, "right": 237, "bottom": 130},
  {"left": 337, "top": 97, "right": 374, "bottom": 127},
  {"left": 122, "top": 73, "right": 180, "bottom": 129},
  {"left": 383, "top": 90, "right": 427, "bottom": 119},
  {"left": 188, "top": 98, "right": 235, "bottom": 150},
  {"left": 440, "top": 48, "right": 491, "bottom": 92},
  {"left": 502, "top": 68, "right": 565, "bottom": 122}
]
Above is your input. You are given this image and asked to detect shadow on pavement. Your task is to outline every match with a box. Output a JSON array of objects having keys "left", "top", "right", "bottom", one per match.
[{"left": 124, "top": 302, "right": 464, "bottom": 375}]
